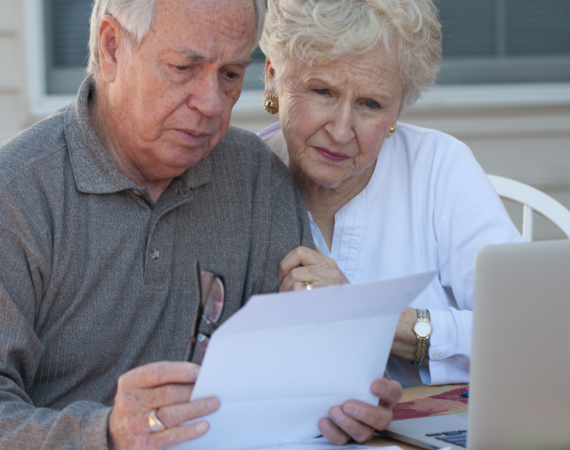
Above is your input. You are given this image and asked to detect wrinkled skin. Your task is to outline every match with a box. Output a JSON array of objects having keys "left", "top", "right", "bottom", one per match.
[{"left": 92, "top": 0, "right": 255, "bottom": 203}]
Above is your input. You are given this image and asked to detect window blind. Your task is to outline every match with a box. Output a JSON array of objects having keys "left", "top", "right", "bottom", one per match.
[
  {"left": 507, "top": 0, "right": 570, "bottom": 55},
  {"left": 436, "top": 0, "right": 570, "bottom": 83},
  {"left": 44, "top": 0, "right": 570, "bottom": 95},
  {"left": 45, "top": 0, "right": 91, "bottom": 94}
]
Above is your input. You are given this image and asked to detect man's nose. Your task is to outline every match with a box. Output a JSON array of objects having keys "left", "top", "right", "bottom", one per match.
[
  {"left": 325, "top": 104, "right": 355, "bottom": 146},
  {"left": 187, "top": 73, "right": 225, "bottom": 118}
]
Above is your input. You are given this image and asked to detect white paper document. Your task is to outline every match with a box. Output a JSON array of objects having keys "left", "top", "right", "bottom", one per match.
[
  {"left": 210, "top": 436, "right": 404, "bottom": 450},
  {"left": 172, "top": 271, "right": 437, "bottom": 450}
]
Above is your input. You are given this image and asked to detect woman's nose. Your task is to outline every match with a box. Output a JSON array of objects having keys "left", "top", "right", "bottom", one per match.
[{"left": 324, "top": 106, "right": 355, "bottom": 146}]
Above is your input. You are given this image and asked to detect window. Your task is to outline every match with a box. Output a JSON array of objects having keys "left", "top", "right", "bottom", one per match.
[
  {"left": 26, "top": 0, "right": 570, "bottom": 114},
  {"left": 44, "top": 0, "right": 91, "bottom": 95},
  {"left": 41, "top": 0, "right": 268, "bottom": 95},
  {"left": 242, "top": 47, "right": 266, "bottom": 91},
  {"left": 436, "top": 0, "right": 570, "bottom": 84}
]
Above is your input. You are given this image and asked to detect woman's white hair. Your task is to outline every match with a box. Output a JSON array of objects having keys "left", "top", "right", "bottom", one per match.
[
  {"left": 88, "top": 0, "right": 266, "bottom": 76},
  {"left": 260, "top": 0, "right": 442, "bottom": 109}
]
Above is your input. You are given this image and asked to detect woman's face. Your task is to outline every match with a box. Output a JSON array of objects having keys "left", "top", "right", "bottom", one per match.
[{"left": 270, "top": 47, "right": 404, "bottom": 189}]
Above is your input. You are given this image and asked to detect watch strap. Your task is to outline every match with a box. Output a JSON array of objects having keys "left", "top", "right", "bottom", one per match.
[{"left": 412, "top": 309, "right": 431, "bottom": 366}]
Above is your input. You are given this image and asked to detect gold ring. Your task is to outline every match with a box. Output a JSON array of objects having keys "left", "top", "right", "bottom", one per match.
[
  {"left": 149, "top": 408, "right": 166, "bottom": 432},
  {"left": 302, "top": 282, "right": 313, "bottom": 291}
]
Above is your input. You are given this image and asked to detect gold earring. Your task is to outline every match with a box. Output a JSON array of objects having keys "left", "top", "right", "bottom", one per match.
[
  {"left": 387, "top": 121, "right": 397, "bottom": 138},
  {"left": 264, "top": 93, "right": 279, "bottom": 114}
]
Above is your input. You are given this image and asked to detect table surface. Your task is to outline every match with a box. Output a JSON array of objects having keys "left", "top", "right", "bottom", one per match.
[{"left": 368, "top": 384, "right": 469, "bottom": 449}]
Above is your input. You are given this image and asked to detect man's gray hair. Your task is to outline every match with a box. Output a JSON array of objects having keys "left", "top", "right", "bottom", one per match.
[{"left": 88, "top": 0, "right": 266, "bottom": 76}]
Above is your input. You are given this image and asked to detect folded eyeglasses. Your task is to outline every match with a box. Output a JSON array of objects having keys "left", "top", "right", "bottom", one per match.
[{"left": 183, "top": 262, "right": 225, "bottom": 365}]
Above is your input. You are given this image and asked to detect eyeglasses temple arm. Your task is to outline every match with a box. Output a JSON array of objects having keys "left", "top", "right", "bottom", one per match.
[{"left": 183, "top": 262, "right": 204, "bottom": 362}]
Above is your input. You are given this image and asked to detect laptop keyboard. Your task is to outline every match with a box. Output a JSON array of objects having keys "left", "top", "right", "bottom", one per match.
[{"left": 426, "top": 429, "right": 468, "bottom": 448}]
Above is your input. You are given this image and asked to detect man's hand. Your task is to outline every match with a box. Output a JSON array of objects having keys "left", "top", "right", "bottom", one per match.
[
  {"left": 108, "top": 361, "right": 220, "bottom": 450},
  {"left": 318, "top": 379, "right": 403, "bottom": 445},
  {"left": 278, "top": 246, "right": 349, "bottom": 292}
]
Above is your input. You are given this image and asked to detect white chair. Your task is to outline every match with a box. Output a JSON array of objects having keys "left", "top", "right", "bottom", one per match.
[{"left": 488, "top": 175, "right": 570, "bottom": 241}]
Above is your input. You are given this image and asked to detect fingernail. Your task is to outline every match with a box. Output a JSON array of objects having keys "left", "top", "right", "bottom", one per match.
[
  {"left": 331, "top": 408, "right": 345, "bottom": 422},
  {"left": 377, "top": 382, "right": 386, "bottom": 395},
  {"left": 196, "top": 421, "right": 209, "bottom": 434},
  {"left": 185, "top": 362, "right": 199, "bottom": 370},
  {"left": 320, "top": 420, "right": 331, "bottom": 432},
  {"left": 208, "top": 397, "right": 220, "bottom": 411},
  {"left": 344, "top": 403, "right": 358, "bottom": 416}
]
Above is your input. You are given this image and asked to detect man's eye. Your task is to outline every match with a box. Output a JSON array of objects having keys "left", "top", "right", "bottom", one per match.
[
  {"left": 174, "top": 65, "right": 190, "bottom": 71},
  {"left": 226, "top": 72, "right": 239, "bottom": 79},
  {"left": 315, "top": 89, "right": 328, "bottom": 95},
  {"left": 365, "top": 100, "right": 380, "bottom": 108}
]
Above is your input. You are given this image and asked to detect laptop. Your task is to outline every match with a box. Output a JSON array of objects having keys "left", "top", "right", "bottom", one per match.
[{"left": 384, "top": 239, "right": 570, "bottom": 449}]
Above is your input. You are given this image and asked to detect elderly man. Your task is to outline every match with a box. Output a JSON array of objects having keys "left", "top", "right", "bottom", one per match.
[{"left": 0, "top": 0, "right": 402, "bottom": 448}]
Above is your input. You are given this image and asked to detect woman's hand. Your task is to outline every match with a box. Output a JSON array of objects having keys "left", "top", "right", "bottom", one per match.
[
  {"left": 318, "top": 379, "right": 403, "bottom": 445},
  {"left": 278, "top": 246, "right": 349, "bottom": 292}
]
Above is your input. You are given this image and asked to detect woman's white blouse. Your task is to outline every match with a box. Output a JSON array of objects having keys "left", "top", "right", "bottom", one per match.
[{"left": 258, "top": 122, "right": 523, "bottom": 387}]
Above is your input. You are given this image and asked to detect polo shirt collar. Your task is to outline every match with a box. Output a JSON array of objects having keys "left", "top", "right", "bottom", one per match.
[{"left": 65, "top": 76, "right": 211, "bottom": 195}]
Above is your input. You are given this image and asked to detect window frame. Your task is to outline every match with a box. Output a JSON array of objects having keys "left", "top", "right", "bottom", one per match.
[
  {"left": 25, "top": 0, "right": 75, "bottom": 117},
  {"left": 24, "top": 0, "right": 570, "bottom": 120}
]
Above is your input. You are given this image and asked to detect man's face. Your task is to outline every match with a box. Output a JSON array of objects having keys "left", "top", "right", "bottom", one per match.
[{"left": 106, "top": 0, "right": 255, "bottom": 181}]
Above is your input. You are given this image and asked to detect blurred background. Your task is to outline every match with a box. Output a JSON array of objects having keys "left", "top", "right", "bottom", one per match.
[{"left": 1, "top": 0, "right": 569, "bottom": 239}]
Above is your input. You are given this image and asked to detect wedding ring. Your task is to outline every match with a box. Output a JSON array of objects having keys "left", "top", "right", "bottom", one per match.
[
  {"left": 149, "top": 408, "right": 166, "bottom": 432},
  {"left": 302, "top": 282, "right": 314, "bottom": 291}
]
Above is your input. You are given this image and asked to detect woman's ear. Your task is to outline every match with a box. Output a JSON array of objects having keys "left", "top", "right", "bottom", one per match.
[
  {"left": 98, "top": 15, "right": 124, "bottom": 82},
  {"left": 264, "top": 58, "right": 277, "bottom": 96}
]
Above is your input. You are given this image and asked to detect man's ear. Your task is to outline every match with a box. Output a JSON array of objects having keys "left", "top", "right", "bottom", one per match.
[
  {"left": 98, "top": 15, "right": 124, "bottom": 82},
  {"left": 264, "top": 58, "right": 277, "bottom": 96}
]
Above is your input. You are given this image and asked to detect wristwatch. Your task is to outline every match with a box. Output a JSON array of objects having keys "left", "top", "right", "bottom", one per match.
[{"left": 411, "top": 309, "right": 432, "bottom": 365}]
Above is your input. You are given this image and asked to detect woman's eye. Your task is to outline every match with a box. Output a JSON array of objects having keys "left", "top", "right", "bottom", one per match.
[
  {"left": 315, "top": 88, "right": 328, "bottom": 95},
  {"left": 365, "top": 100, "right": 380, "bottom": 108}
]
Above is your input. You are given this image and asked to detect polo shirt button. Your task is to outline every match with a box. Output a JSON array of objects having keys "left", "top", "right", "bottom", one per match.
[
  {"left": 132, "top": 190, "right": 142, "bottom": 196},
  {"left": 432, "top": 349, "right": 442, "bottom": 360},
  {"left": 150, "top": 248, "right": 160, "bottom": 260}
]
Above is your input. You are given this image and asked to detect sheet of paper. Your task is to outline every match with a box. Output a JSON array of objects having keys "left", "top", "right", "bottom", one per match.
[
  {"left": 172, "top": 271, "right": 437, "bottom": 450},
  {"left": 221, "top": 436, "right": 403, "bottom": 449}
]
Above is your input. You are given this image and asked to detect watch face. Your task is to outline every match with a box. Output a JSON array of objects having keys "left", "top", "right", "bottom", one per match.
[{"left": 414, "top": 320, "right": 432, "bottom": 338}]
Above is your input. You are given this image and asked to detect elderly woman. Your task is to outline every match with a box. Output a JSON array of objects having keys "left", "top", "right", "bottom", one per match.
[{"left": 259, "top": 0, "right": 522, "bottom": 390}]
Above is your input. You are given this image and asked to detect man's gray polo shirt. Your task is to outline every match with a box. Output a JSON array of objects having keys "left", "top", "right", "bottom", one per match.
[{"left": 0, "top": 78, "right": 313, "bottom": 448}]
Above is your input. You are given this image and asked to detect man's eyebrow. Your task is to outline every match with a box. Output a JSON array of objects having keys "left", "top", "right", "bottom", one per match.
[
  {"left": 231, "top": 57, "right": 253, "bottom": 68},
  {"left": 178, "top": 51, "right": 252, "bottom": 68},
  {"left": 180, "top": 51, "right": 211, "bottom": 62}
]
